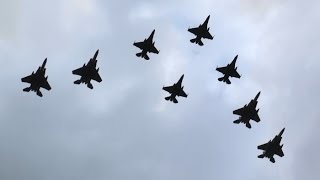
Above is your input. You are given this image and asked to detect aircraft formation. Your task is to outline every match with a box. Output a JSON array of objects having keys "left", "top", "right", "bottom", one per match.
[{"left": 20, "top": 15, "right": 285, "bottom": 163}]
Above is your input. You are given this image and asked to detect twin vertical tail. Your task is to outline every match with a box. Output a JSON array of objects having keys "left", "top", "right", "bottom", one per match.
[
  {"left": 190, "top": 38, "right": 203, "bottom": 46},
  {"left": 218, "top": 77, "right": 231, "bottom": 84},
  {"left": 136, "top": 52, "right": 149, "bottom": 60},
  {"left": 165, "top": 96, "right": 178, "bottom": 103}
]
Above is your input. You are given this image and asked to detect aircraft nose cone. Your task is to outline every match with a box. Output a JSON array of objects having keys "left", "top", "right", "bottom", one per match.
[{"left": 279, "top": 128, "right": 285, "bottom": 136}]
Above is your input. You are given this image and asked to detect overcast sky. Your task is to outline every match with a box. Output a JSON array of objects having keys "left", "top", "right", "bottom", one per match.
[{"left": 0, "top": 0, "right": 319, "bottom": 180}]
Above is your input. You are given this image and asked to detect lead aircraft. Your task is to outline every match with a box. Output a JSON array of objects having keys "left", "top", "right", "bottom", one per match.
[{"left": 188, "top": 15, "right": 214, "bottom": 46}]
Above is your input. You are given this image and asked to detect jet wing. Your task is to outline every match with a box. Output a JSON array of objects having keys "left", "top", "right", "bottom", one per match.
[
  {"left": 188, "top": 27, "right": 200, "bottom": 36},
  {"left": 257, "top": 142, "right": 269, "bottom": 150},
  {"left": 177, "top": 89, "right": 188, "bottom": 97},
  {"left": 233, "top": 106, "right": 246, "bottom": 116},
  {"left": 40, "top": 79, "right": 51, "bottom": 90},
  {"left": 72, "top": 66, "right": 85, "bottom": 76},
  {"left": 163, "top": 85, "right": 174, "bottom": 94},
  {"left": 203, "top": 31, "right": 213, "bottom": 39},
  {"left": 133, "top": 41, "right": 145, "bottom": 50},
  {"left": 92, "top": 71, "right": 102, "bottom": 82},
  {"left": 149, "top": 44, "right": 159, "bottom": 54},
  {"left": 216, "top": 66, "right": 228, "bottom": 74},
  {"left": 21, "top": 74, "right": 34, "bottom": 83},
  {"left": 275, "top": 147, "right": 284, "bottom": 157},
  {"left": 230, "top": 69, "right": 241, "bottom": 78}
]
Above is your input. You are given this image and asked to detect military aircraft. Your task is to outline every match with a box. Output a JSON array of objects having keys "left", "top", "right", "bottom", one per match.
[
  {"left": 72, "top": 49, "right": 102, "bottom": 89},
  {"left": 162, "top": 74, "right": 188, "bottom": 103},
  {"left": 133, "top": 29, "right": 159, "bottom": 60},
  {"left": 258, "top": 128, "right": 285, "bottom": 163},
  {"left": 216, "top": 55, "right": 241, "bottom": 84},
  {"left": 233, "top": 91, "right": 261, "bottom": 128},
  {"left": 21, "top": 58, "right": 51, "bottom": 97},
  {"left": 188, "top": 15, "right": 214, "bottom": 46}
]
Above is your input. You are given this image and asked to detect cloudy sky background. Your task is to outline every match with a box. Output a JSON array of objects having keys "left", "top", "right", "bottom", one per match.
[{"left": 0, "top": 0, "right": 319, "bottom": 179}]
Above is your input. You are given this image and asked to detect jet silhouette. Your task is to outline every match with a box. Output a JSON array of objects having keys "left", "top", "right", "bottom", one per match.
[
  {"left": 133, "top": 29, "right": 159, "bottom": 60},
  {"left": 72, "top": 49, "right": 102, "bottom": 89},
  {"left": 188, "top": 15, "right": 214, "bottom": 46},
  {"left": 233, "top": 92, "right": 261, "bottom": 128},
  {"left": 21, "top": 58, "right": 51, "bottom": 97},
  {"left": 258, "top": 128, "right": 285, "bottom": 163},
  {"left": 162, "top": 74, "right": 188, "bottom": 103},
  {"left": 216, "top": 55, "right": 241, "bottom": 84}
]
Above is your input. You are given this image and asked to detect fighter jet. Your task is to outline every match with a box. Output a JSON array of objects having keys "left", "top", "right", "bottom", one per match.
[
  {"left": 133, "top": 29, "right": 159, "bottom": 60},
  {"left": 162, "top": 74, "right": 188, "bottom": 103},
  {"left": 233, "top": 91, "right": 261, "bottom": 128},
  {"left": 258, "top": 128, "right": 285, "bottom": 163},
  {"left": 72, "top": 49, "right": 102, "bottom": 89},
  {"left": 188, "top": 15, "right": 214, "bottom": 46},
  {"left": 21, "top": 58, "right": 51, "bottom": 97},
  {"left": 216, "top": 55, "right": 241, "bottom": 84}
]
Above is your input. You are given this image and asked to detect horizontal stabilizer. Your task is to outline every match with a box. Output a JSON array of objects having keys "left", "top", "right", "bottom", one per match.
[
  {"left": 198, "top": 40, "right": 204, "bottom": 46},
  {"left": 233, "top": 119, "right": 241, "bottom": 124},
  {"left": 23, "top": 87, "right": 31, "bottom": 92},
  {"left": 246, "top": 123, "right": 252, "bottom": 129},
  {"left": 87, "top": 83, "right": 93, "bottom": 89},
  {"left": 36, "top": 90, "right": 43, "bottom": 97},
  {"left": 173, "top": 98, "right": 178, "bottom": 103},
  {"left": 190, "top": 38, "right": 196, "bottom": 43},
  {"left": 144, "top": 54, "right": 150, "bottom": 60},
  {"left": 270, "top": 157, "right": 275, "bottom": 163},
  {"left": 225, "top": 78, "right": 231, "bottom": 84},
  {"left": 74, "top": 80, "right": 81, "bottom": 84}
]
